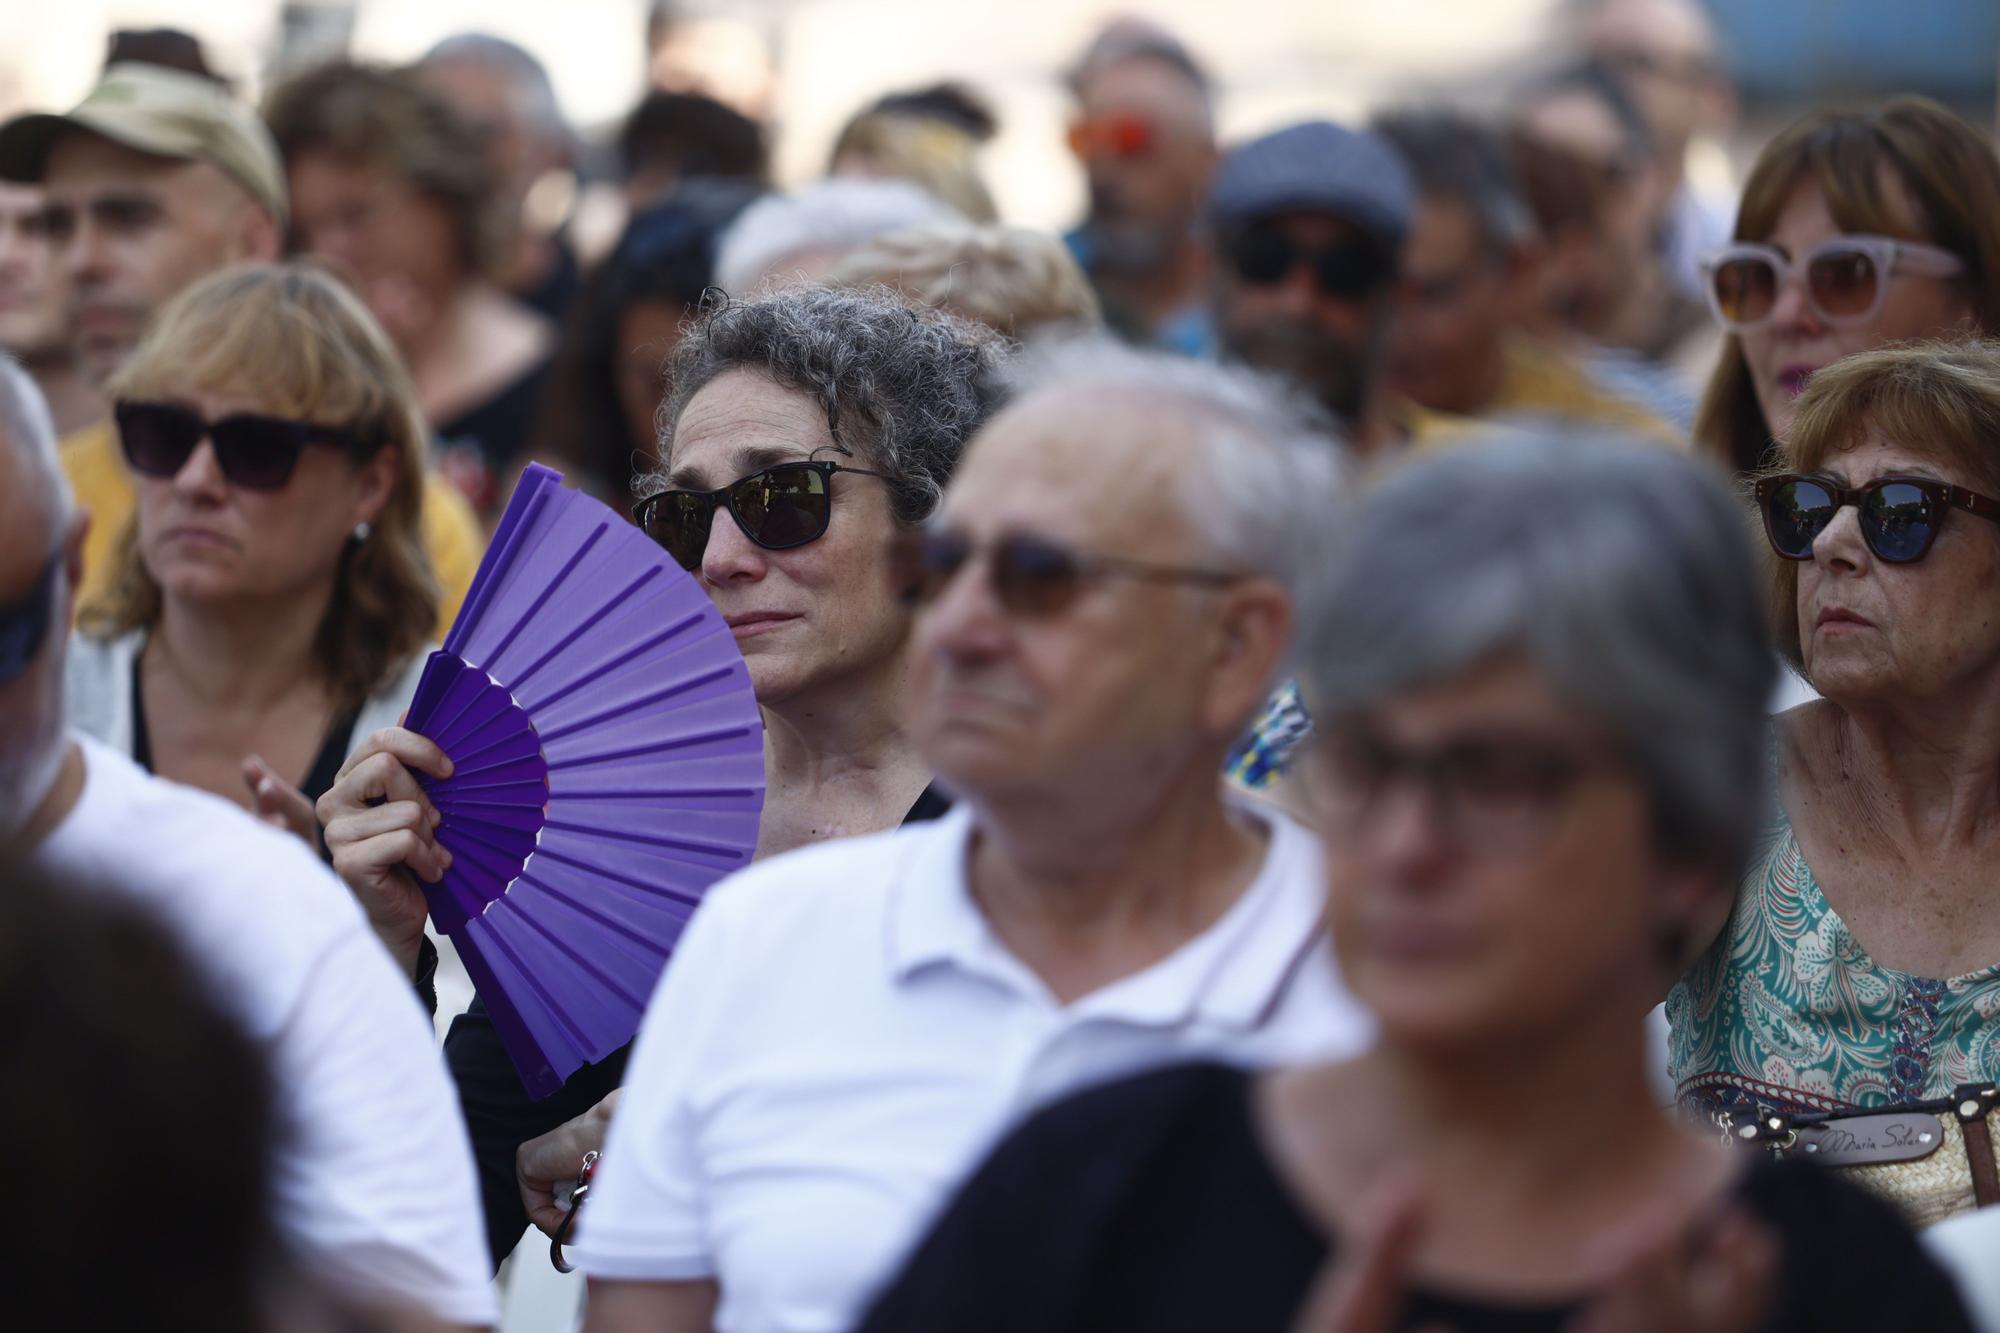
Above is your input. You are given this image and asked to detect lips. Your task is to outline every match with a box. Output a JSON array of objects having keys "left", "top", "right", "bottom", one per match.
[
  {"left": 1816, "top": 606, "right": 1873, "bottom": 629},
  {"left": 162, "top": 525, "right": 236, "bottom": 551},
  {"left": 723, "top": 611, "right": 798, "bottom": 639}
]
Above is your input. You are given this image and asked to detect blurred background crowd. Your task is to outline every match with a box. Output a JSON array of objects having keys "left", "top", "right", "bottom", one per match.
[{"left": 7, "top": 1, "right": 2000, "bottom": 1329}]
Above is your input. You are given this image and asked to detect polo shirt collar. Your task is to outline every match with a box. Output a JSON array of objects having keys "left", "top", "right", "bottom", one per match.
[{"left": 884, "top": 802, "right": 1329, "bottom": 1033}]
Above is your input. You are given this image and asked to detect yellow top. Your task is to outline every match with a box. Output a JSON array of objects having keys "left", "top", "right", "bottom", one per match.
[
  {"left": 62, "top": 417, "right": 483, "bottom": 638},
  {"left": 1485, "top": 336, "right": 1682, "bottom": 444}
]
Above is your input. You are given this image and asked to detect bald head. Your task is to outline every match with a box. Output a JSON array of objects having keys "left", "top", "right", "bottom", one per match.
[{"left": 0, "top": 355, "right": 68, "bottom": 543}]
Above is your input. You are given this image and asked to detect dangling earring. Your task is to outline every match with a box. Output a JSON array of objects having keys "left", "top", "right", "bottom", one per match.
[{"left": 352, "top": 520, "right": 373, "bottom": 544}]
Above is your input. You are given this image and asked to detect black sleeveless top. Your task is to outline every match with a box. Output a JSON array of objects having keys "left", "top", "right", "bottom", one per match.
[{"left": 128, "top": 656, "right": 360, "bottom": 808}]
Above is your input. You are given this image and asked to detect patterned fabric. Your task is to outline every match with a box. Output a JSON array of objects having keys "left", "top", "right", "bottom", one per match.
[
  {"left": 1668, "top": 804, "right": 2000, "bottom": 1118},
  {"left": 1226, "top": 680, "right": 1313, "bottom": 789}
]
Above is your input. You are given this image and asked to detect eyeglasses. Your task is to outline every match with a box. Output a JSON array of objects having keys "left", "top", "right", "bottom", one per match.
[
  {"left": 0, "top": 550, "right": 59, "bottom": 686},
  {"left": 1755, "top": 472, "right": 2000, "bottom": 564},
  {"left": 1225, "top": 224, "right": 1392, "bottom": 301},
  {"left": 1700, "top": 234, "right": 1964, "bottom": 332},
  {"left": 889, "top": 528, "right": 1239, "bottom": 617},
  {"left": 635, "top": 459, "right": 894, "bottom": 571},
  {"left": 1318, "top": 725, "right": 1618, "bottom": 851},
  {"left": 1066, "top": 114, "right": 1155, "bottom": 160},
  {"left": 114, "top": 399, "right": 374, "bottom": 492}
]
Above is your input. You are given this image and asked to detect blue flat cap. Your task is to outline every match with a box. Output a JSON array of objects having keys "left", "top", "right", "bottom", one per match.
[{"left": 1208, "top": 120, "right": 1417, "bottom": 254}]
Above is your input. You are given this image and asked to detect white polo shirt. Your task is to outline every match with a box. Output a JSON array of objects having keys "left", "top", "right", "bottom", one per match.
[
  {"left": 37, "top": 735, "right": 496, "bottom": 1327},
  {"left": 576, "top": 801, "right": 1371, "bottom": 1333}
]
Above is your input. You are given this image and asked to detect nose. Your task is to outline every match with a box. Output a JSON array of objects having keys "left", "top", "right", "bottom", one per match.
[
  {"left": 1366, "top": 779, "right": 1455, "bottom": 883},
  {"left": 698, "top": 505, "right": 769, "bottom": 587},
  {"left": 1811, "top": 502, "right": 1869, "bottom": 572},
  {"left": 913, "top": 548, "right": 1011, "bottom": 666},
  {"left": 168, "top": 438, "right": 230, "bottom": 502},
  {"left": 1264, "top": 261, "right": 1322, "bottom": 321},
  {"left": 1765, "top": 264, "right": 1826, "bottom": 337},
  {"left": 63, "top": 216, "right": 109, "bottom": 284}
]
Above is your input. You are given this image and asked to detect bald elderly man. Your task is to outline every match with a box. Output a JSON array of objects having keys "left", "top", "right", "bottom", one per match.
[
  {"left": 0, "top": 359, "right": 495, "bottom": 1326},
  {"left": 575, "top": 342, "right": 1371, "bottom": 1333}
]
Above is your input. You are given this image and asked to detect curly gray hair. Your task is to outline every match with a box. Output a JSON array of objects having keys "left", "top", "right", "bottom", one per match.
[{"left": 639, "top": 286, "right": 1010, "bottom": 525}]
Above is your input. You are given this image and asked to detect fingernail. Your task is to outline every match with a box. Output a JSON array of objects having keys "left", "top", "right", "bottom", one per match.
[{"left": 429, "top": 807, "right": 443, "bottom": 827}]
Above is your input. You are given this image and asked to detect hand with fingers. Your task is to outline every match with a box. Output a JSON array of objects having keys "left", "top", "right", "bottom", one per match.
[
  {"left": 1565, "top": 1204, "right": 1777, "bottom": 1333},
  {"left": 242, "top": 754, "right": 320, "bottom": 854},
  {"left": 518, "top": 1089, "right": 623, "bottom": 1239},
  {"left": 315, "top": 726, "right": 455, "bottom": 977},
  {"left": 1291, "top": 1179, "right": 1455, "bottom": 1333}
]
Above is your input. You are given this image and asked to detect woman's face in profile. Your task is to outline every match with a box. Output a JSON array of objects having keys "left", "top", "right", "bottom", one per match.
[
  {"left": 131, "top": 385, "right": 395, "bottom": 610},
  {"left": 1318, "top": 653, "right": 1671, "bottom": 1051},
  {"left": 1740, "top": 173, "right": 1974, "bottom": 442}
]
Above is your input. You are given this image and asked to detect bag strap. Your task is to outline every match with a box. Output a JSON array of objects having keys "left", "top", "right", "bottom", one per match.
[{"left": 1953, "top": 1085, "right": 2000, "bottom": 1209}]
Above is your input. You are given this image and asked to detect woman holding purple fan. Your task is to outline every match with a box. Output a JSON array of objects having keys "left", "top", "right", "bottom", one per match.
[{"left": 316, "top": 284, "right": 1008, "bottom": 1267}]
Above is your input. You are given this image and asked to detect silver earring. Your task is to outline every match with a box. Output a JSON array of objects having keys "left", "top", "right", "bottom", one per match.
[{"left": 352, "top": 521, "right": 373, "bottom": 544}]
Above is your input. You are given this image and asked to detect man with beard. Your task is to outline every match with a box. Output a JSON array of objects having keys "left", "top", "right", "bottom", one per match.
[
  {"left": 1208, "top": 120, "right": 1416, "bottom": 458},
  {"left": 1063, "top": 20, "right": 1217, "bottom": 354}
]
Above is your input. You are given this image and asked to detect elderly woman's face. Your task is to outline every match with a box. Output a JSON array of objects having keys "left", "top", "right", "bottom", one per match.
[
  {"left": 131, "top": 385, "right": 395, "bottom": 610},
  {"left": 1319, "top": 654, "right": 1669, "bottom": 1050},
  {"left": 1741, "top": 175, "right": 1974, "bottom": 442},
  {"left": 666, "top": 367, "right": 910, "bottom": 705},
  {"left": 1795, "top": 436, "right": 2000, "bottom": 702}
]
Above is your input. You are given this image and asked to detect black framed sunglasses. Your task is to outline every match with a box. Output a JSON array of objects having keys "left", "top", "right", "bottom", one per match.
[
  {"left": 1755, "top": 473, "right": 2000, "bottom": 565},
  {"left": 114, "top": 399, "right": 374, "bottom": 492},
  {"left": 889, "top": 528, "right": 1239, "bottom": 617},
  {"left": 0, "top": 549, "right": 60, "bottom": 686},
  {"left": 636, "top": 459, "right": 894, "bottom": 571},
  {"left": 1225, "top": 223, "right": 1392, "bottom": 300}
]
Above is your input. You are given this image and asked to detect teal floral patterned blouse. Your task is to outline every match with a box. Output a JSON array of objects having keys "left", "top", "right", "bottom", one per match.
[{"left": 1668, "top": 804, "right": 2000, "bottom": 1117}]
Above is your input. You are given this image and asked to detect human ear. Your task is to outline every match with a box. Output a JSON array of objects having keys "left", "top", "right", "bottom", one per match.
[{"left": 1199, "top": 577, "right": 1293, "bottom": 740}]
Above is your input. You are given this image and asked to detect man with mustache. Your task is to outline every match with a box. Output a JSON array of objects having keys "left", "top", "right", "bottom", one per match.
[{"left": 1063, "top": 19, "right": 1218, "bottom": 354}]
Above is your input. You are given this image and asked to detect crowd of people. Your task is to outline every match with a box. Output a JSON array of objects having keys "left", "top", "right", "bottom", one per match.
[{"left": 3, "top": 1, "right": 2000, "bottom": 1329}]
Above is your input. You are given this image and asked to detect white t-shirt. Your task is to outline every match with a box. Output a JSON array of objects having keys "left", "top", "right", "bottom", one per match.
[
  {"left": 37, "top": 735, "right": 496, "bottom": 1326},
  {"left": 577, "top": 802, "right": 1371, "bottom": 1333}
]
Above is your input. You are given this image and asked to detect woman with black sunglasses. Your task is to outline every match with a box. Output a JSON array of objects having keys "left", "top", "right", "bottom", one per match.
[
  {"left": 1671, "top": 340, "right": 2000, "bottom": 1225},
  {"left": 64, "top": 262, "right": 440, "bottom": 842},
  {"left": 316, "top": 285, "right": 1008, "bottom": 1270}
]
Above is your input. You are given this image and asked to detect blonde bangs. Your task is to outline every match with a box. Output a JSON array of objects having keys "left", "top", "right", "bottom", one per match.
[{"left": 93, "top": 261, "right": 440, "bottom": 710}]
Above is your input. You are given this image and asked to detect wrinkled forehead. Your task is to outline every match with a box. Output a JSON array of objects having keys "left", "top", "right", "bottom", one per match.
[{"left": 945, "top": 385, "right": 1199, "bottom": 547}]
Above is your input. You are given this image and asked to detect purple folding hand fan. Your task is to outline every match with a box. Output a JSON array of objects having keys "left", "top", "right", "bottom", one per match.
[{"left": 404, "top": 463, "right": 763, "bottom": 1099}]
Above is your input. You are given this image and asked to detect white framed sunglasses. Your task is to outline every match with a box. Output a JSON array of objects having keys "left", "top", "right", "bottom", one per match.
[{"left": 1699, "top": 233, "right": 1965, "bottom": 332}]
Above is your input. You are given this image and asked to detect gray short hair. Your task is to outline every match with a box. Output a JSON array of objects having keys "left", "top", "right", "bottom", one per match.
[
  {"left": 1303, "top": 432, "right": 1774, "bottom": 870},
  {"left": 1004, "top": 339, "right": 1345, "bottom": 628},
  {"left": 639, "top": 287, "right": 1010, "bottom": 526},
  {"left": 0, "top": 356, "right": 69, "bottom": 526},
  {"left": 421, "top": 32, "right": 567, "bottom": 142},
  {"left": 713, "top": 179, "right": 964, "bottom": 295},
  {"left": 1371, "top": 108, "right": 1535, "bottom": 257}
]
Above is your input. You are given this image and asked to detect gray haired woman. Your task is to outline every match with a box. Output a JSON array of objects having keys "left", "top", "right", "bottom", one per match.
[
  {"left": 317, "top": 286, "right": 1009, "bottom": 1266},
  {"left": 857, "top": 435, "right": 1970, "bottom": 1332}
]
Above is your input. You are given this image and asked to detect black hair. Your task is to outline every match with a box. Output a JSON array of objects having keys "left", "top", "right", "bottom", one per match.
[{"left": 619, "top": 91, "right": 768, "bottom": 185}]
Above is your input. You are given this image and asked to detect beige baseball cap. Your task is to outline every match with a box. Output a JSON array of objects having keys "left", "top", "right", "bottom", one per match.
[{"left": 0, "top": 63, "right": 287, "bottom": 225}]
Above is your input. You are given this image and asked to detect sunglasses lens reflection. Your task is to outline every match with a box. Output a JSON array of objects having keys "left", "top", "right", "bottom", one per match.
[
  {"left": 1863, "top": 482, "right": 1937, "bottom": 562},
  {"left": 1712, "top": 256, "right": 1777, "bottom": 325},
  {"left": 1765, "top": 479, "right": 1834, "bottom": 559}
]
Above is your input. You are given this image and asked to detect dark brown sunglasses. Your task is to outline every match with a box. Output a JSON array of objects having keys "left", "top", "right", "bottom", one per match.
[
  {"left": 1755, "top": 472, "right": 2000, "bottom": 564},
  {"left": 890, "top": 528, "right": 1239, "bottom": 616}
]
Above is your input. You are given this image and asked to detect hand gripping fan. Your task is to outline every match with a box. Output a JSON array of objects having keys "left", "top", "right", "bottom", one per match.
[{"left": 403, "top": 463, "right": 764, "bottom": 1098}]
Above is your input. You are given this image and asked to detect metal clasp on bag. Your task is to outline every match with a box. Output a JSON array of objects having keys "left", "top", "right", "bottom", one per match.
[{"left": 550, "top": 1150, "right": 600, "bottom": 1274}]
